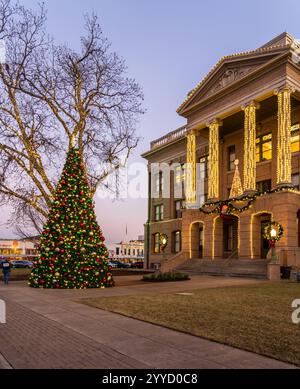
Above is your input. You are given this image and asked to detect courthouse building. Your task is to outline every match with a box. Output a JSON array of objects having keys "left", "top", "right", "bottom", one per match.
[{"left": 142, "top": 32, "right": 300, "bottom": 275}]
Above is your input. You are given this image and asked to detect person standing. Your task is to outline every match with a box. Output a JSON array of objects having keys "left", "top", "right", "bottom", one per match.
[{"left": 2, "top": 260, "right": 11, "bottom": 285}]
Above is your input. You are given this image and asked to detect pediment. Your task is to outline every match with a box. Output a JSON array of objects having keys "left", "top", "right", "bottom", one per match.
[
  {"left": 200, "top": 62, "right": 262, "bottom": 100},
  {"left": 178, "top": 46, "right": 291, "bottom": 115}
]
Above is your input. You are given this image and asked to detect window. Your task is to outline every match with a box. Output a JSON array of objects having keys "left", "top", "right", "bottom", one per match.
[
  {"left": 116, "top": 247, "right": 120, "bottom": 255},
  {"left": 174, "top": 164, "right": 185, "bottom": 199},
  {"left": 124, "top": 248, "right": 127, "bottom": 255},
  {"left": 153, "top": 233, "right": 160, "bottom": 253},
  {"left": 154, "top": 204, "right": 164, "bottom": 221},
  {"left": 256, "top": 133, "right": 272, "bottom": 162},
  {"left": 151, "top": 263, "right": 161, "bottom": 270},
  {"left": 291, "top": 123, "right": 300, "bottom": 153},
  {"left": 256, "top": 179, "right": 271, "bottom": 193},
  {"left": 133, "top": 249, "right": 135, "bottom": 256},
  {"left": 199, "top": 155, "right": 209, "bottom": 179},
  {"left": 154, "top": 172, "right": 164, "bottom": 195},
  {"left": 137, "top": 249, "right": 140, "bottom": 256},
  {"left": 128, "top": 249, "right": 131, "bottom": 255},
  {"left": 174, "top": 164, "right": 185, "bottom": 185},
  {"left": 173, "top": 231, "right": 181, "bottom": 253},
  {"left": 228, "top": 145, "right": 236, "bottom": 171},
  {"left": 292, "top": 173, "right": 299, "bottom": 190},
  {"left": 175, "top": 200, "right": 184, "bottom": 218}
]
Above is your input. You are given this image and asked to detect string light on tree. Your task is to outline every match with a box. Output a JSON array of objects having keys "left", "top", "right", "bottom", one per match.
[{"left": 229, "top": 159, "right": 243, "bottom": 199}]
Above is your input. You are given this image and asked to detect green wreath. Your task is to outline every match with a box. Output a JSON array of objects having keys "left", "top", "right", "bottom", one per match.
[
  {"left": 263, "top": 221, "right": 283, "bottom": 242},
  {"left": 160, "top": 233, "right": 168, "bottom": 250}
]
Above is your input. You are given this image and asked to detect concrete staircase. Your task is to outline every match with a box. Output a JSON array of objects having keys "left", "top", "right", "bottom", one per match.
[{"left": 175, "top": 258, "right": 268, "bottom": 279}]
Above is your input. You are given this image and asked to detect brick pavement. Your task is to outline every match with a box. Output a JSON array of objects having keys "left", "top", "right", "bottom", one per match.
[
  {"left": 0, "top": 276, "right": 296, "bottom": 369},
  {"left": 0, "top": 297, "right": 146, "bottom": 369}
]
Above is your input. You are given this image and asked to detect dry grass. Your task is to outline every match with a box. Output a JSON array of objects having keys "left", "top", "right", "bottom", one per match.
[{"left": 81, "top": 282, "right": 300, "bottom": 366}]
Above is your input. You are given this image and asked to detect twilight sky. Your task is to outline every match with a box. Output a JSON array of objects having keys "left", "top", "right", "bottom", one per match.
[{"left": 1, "top": 0, "right": 300, "bottom": 242}]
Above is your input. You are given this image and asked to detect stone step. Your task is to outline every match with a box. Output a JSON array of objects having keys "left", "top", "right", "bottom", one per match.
[{"left": 176, "top": 258, "right": 267, "bottom": 279}]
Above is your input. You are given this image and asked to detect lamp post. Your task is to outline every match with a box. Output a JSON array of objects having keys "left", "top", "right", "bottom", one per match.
[
  {"left": 270, "top": 228, "right": 278, "bottom": 263},
  {"left": 160, "top": 233, "right": 168, "bottom": 272}
]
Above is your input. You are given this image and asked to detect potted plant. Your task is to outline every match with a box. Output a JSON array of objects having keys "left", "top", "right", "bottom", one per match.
[
  {"left": 297, "top": 267, "right": 300, "bottom": 283},
  {"left": 291, "top": 266, "right": 300, "bottom": 282}
]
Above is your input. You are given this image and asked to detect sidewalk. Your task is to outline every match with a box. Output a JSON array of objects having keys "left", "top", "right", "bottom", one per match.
[{"left": 0, "top": 276, "right": 296, "bottom": 369}]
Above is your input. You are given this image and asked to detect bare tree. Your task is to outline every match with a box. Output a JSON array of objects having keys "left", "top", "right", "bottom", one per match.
[{"left": 0, "top": 1, "right": 144, "bottom": 236}]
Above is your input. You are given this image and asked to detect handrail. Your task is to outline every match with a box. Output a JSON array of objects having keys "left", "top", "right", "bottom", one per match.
[{"left": 150, "top": 126, "right": 187, "bottom": 150}]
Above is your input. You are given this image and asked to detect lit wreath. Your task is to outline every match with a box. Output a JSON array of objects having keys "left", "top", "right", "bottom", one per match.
[
  {"left": 160, "top": 233, "right": 168, "bottom": 250},
  {"left": 263, "top": 221, "right": 283, "bottom": 242}
]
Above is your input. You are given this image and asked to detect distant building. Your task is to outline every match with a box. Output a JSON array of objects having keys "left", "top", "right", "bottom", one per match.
[
  {"left": 107, "top": 238, "right": 144, "bottom": 263},
  {"left": 0, "top": 238, "right": 38, "bottom": 260}
]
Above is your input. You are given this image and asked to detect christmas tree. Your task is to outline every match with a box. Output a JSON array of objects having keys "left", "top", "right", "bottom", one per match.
[{"left": 29, "top": 148, "right": 114, "bottom": 289}]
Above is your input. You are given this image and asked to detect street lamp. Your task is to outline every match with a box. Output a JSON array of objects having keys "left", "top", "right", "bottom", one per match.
[
  {"left": 270, "top": 228, "right": 277, "bottom": 239},
  {"left": 270, "top": 228, "right": 277, "bottom": 263}
]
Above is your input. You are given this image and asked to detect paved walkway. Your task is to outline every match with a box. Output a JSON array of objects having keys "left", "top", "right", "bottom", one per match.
[{"left": 0, "top": 276, "right": 295, "bottom": 369}]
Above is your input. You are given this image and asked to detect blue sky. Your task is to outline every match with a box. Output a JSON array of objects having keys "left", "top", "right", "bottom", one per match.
[{"left": 1, "top": 0, "right": 300, "bottom": 242}]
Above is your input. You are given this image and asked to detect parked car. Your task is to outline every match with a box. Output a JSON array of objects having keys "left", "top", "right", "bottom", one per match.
[
  {"left": 114, "top": 261, "right": 131, "bottom": 269},
  {"left": 10, "top": 260, "right": 33, "bottom": 268},
  {"left": 131, "top": 261, "right": 144, "bottom": 269},
  {"left": 108, "top": 261, "right": 118, "bottom": 268}
]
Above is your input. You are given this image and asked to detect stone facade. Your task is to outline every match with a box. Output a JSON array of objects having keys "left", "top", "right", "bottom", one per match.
[{"left": 142, "top": 32, "right": 300, "bottom": 271}]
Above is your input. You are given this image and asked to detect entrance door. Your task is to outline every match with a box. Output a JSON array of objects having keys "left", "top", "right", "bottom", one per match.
[
  {"left": 199, "top": 226, "right": 203, "bottom": 259},
  {"left": 190, "top": 222, "right": 204, "bottom": 259},
  {"left": 260, "top": 214, "right": 271, "bottom": 259},
  {"left": 223, "top": 216, "right": 238, "bottom": 258}
]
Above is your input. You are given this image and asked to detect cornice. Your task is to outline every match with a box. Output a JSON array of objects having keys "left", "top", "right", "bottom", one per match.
[{"left": 178, "top": 49, "right": 291, "bottom": 117}]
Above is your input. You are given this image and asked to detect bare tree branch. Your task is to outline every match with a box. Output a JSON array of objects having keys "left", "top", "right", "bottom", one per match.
[{"left": 0, "top": 2, "right": 144, "bottom": 236}]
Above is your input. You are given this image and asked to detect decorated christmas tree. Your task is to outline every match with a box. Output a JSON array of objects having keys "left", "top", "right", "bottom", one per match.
[{"left": 29, "top": 148, "right": 114, "bottom": 289}]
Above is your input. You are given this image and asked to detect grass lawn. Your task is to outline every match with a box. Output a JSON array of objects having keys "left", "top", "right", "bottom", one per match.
[{"left": 80, "top": 282, "right": 300, "bottom": 366}]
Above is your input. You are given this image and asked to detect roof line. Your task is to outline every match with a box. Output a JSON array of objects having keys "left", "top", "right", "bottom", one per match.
[{"left": 177, "top": 42, "right": 292, "bottom": 114}]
